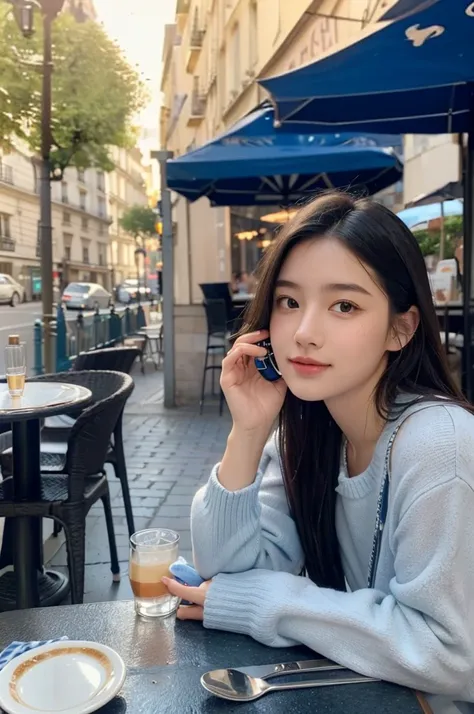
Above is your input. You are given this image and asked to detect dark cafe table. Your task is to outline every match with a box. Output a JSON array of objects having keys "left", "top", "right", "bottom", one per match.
[
  {"left": 0, "top": 600, "right": 433, "bottom": 713},
  {"left": 0, "top": 381, "right": 91, "bottom": 611}
]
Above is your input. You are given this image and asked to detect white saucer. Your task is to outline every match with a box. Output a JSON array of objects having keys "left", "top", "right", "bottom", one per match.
[{"left": 0, "top": 640, "right": 126, "bottom": 714}]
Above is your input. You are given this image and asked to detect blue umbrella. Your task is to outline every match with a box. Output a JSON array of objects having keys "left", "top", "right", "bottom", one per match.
[
  {"left": 166, "top": 105, "right": 402, "bottom": 206},
  {"left": 259, "top": 0, "right": 474, "bottom": 134},
  {"left": 380, "top": 0, "right": 441, "bottom": 21},
  {"left": 397, "top": 199, "right": 463, "bottom": 229}
]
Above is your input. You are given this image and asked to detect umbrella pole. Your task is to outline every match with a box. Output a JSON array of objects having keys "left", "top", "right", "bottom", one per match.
[
  {"left": 439, "top": 200, "right": 445, "bottom": 261},
  {"left": 462, "top": 132, "right": 474, "bottom": 400}
]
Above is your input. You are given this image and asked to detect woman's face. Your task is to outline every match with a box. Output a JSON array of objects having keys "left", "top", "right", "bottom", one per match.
[{"left": 269, "top": 237, "right": 403, "bottom": 403}]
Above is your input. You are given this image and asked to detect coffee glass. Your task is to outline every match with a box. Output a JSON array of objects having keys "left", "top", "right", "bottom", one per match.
[{"left": 129, "top": 528, "right": 180, "bottom": 619}]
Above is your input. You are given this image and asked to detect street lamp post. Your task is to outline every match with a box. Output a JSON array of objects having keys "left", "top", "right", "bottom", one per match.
[{"left": 9, "top": 0, "right": 66, "bottom": 373}]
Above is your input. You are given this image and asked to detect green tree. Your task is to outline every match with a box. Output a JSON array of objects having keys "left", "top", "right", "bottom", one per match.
[
  {"left": 119, "top": 205, "right": 157, "bottom": 244},
  {"left": 413, "top": 215, "right": 463, "bottom": 258},
  {"left": 0, "top": 7, "right": 147, "bottom": 170}
]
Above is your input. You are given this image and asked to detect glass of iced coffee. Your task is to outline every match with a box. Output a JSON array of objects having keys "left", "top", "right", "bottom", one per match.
[{"left": 129, "top": 528, "right": 180, "bottom": 619}]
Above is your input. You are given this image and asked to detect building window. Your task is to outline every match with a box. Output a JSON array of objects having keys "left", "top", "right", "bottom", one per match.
[
  {"left": 97, "top": 171, "right": 105, "bottom": 192},
  {"left": 77, "top": 168, "right": 85, "bottom": 183},
  {"left": 98, "top": 244, "right": 106, "bottom": 266},
  {"left": 230, "top": 23, "right": 240, "bottom": 94},
  {"left": 0, "top": 213, "right": 11, "bottom": 238},
  {"left": 62, "top": 211, "right": 71, "bottom": 225},
  {"left": 79, "top": 190, "right": 87, "bottom": 211},
  {"left": 81, "top": 217, "right": 88, "bottom": 231},
  {"left": 0, "top": 160, "right": 14, "bottom": 185},
  {"left": 82, "top": 244, "right": 89, "bottom": 264},
  {"left": 249, "top": 1, "right": 258, "bottom": 68},
  {"left": 63, "top": 232, "right": 73, "bottom": 262},
  {"left": 98, "top": 196, "right": 106, "bottom": 219},
  {"left": 61, "top": 182, "right": 68, "bottom": 204}
]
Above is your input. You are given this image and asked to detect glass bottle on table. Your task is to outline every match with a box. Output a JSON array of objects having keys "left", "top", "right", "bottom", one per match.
[{"left": 5, "top": 335, "right": 26, "bottom": 398}]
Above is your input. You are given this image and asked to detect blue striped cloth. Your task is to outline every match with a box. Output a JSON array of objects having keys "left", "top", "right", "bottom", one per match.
[{"left": 0, "top": 637, "right": 68, "bottom": 671}]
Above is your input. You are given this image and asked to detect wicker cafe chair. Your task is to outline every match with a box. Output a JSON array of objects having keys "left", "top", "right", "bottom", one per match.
[
  {"left": 38, "top": 363, "right": 137, "bottom": 538},
  {"left": 0, "top": 371, "right": 134, "bottom": 604}
]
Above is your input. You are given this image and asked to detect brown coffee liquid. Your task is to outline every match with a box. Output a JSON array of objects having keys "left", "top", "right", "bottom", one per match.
[{"left": 129, "top": 561, "right": 173, "bottom": 598}]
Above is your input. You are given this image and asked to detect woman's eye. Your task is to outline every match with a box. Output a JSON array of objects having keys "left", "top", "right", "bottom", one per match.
[
  {"left": 333, "top": 301, "right": 356, "bottom": 314},
  {"left": 277, "top": 296, "right": 299, "bottom": 309}
]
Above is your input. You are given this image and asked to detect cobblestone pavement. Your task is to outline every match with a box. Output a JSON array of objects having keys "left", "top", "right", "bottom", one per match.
[{"left": 47, "top": 363, "right": 231, "bottom": 603}]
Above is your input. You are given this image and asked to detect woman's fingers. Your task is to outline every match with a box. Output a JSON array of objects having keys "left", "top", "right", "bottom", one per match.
[
  {"left": 177, "top": 605, "right": 204, "bottom": 621},
  {"left": 233, "top": 329, "right": 268, "bottom": 346},
  {"left": 224, "top": 342, "right": 266, "bottom": 368},
  {"left": 162, "top": 577, "right": 205, "bottom": 606}
]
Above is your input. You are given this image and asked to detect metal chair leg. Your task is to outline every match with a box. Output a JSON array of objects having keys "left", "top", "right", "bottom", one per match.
[
  {"left": 62, "top": 515, "right": 86, "bottom": 605},
  {"left": 101, "top": 489, "right": 120, "bottom": 582},
  {"left": 200, "top": 336, "right": 211, "bottom": 415}
]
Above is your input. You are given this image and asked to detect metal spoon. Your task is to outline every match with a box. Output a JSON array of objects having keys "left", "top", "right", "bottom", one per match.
[{"left": 201, "top": 667, "right": 379, "bottom": 702}]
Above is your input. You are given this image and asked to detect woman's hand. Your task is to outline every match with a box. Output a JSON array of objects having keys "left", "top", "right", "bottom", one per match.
[
  {"left": 221, "top": 330, "right": 287, "bottom": 436},
  {"left": 162, "top": 576, "right": 212, "bottom": 621}
]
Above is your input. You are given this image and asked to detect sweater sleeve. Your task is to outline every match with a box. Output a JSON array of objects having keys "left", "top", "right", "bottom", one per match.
[
  {"left": 203, "top": 471, "right": 474, "bottom": 697},
  {"left": 190, "top": 433, "right": 305, "bottom": 581}
]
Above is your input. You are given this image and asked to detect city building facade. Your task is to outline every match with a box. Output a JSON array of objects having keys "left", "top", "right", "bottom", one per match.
[
  {"left": 160, "top": 0, "right": 404, "bottom": 402},
  {"left": 106, "top": 146, "right": 150, "bottom": 289},
  {"left": 0, "top": 143, "right": 149, "bottom": 299}
]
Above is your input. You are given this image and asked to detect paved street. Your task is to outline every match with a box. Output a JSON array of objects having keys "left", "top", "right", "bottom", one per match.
[{"left": 46, "top": 362, "right": 232, "bottom": 603}]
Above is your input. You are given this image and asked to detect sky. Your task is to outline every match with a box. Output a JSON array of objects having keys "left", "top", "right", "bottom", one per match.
[{"left": 93, "top": 0, "right": 176, "bottom": 137}]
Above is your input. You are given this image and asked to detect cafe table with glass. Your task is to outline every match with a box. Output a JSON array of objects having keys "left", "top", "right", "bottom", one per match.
[
  {"left": 0, "top": 526, "right": 434, "bottom": 713},
  {"left": 0, "top": 357, "right": 91, "bottom": 612}
]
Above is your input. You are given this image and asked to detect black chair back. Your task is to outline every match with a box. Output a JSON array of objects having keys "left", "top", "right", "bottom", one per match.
[
  {"left": 203, "top": 299, "right": 228, "bottom": 338},
  {"left": 65, "top": 372, "right": 134, "bottom": 500},
  {"left": 73, "top": 347, "right": 139, "bottom": 374}
]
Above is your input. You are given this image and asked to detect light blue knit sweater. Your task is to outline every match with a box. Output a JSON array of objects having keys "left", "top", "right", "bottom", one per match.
[{"left": 191, "top": 400, "right": 474, "bottom": 714}]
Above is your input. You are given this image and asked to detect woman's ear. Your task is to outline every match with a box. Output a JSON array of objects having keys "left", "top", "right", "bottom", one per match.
[{"left": 387, "top": 306, "right": 420, "bottom": 352}]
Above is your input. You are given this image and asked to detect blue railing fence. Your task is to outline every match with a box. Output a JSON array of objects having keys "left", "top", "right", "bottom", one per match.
[{"left": 33, "top": 300, "right": 162, "bottom": 374}]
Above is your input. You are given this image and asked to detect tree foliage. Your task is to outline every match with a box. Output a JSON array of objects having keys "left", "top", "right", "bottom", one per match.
[
  {"left": 119, "top": 205, "right": 157, "bottom": 242},
  {"left": 413, "top": 215, "right": 463, "bottom": 258},
  {"left": 0, "top": 7, "right": 147, "bottom": 170}
]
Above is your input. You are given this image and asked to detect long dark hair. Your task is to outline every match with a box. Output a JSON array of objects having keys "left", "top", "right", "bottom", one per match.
[{"left": 241, "top": 191, "right": 471, "bottom": 591}]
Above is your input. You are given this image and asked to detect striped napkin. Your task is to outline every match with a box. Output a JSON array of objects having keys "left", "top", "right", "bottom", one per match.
[{"left": 0, "top": 637, "right": 68, "bottom": 671}]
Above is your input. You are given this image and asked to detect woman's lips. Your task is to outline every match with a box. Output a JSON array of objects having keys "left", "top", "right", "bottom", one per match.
[{"left": 289, "top": 359, "right": 330, "bottom": 376}]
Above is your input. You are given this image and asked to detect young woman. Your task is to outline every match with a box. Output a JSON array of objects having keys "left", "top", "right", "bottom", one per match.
[{"left": 163, "top": 192, "right": 474, "bottom": 713}]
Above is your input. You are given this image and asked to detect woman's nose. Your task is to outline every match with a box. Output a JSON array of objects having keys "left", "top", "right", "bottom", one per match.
[{"left": 294, "top": 313, "right": 324, "bottom": 348}]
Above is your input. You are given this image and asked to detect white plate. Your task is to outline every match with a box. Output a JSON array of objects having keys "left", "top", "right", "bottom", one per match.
[{"left": 0, "top": 640, "right": 126, "bottom": 714}]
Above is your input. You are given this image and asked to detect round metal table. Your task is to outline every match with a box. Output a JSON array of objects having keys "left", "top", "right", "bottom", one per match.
[
  {"left": 0, "top": 601, "right": 432, "bottom": 713},
  {"left": 0, "top": 381, "right": 91, "bottom": 610}
]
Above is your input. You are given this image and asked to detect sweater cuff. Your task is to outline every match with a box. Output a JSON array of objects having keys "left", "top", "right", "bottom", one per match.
[{"left": 203, "top": 570, "right": 298, "bottom": 647}]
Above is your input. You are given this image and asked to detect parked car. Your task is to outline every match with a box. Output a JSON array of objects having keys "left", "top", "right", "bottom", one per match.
[
  {"left": 62, "top": 282, "right": 112, "bottom": 310},
  {"left": 0, "top": 274, "right": 25, "bottom": 306},
  {"left": 117, "top": 279, "right": 152, "bottom": 304}
]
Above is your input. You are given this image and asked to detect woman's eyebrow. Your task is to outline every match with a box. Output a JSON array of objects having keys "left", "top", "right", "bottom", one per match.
[{"left": 275, "top": 280, "right": 372, "bottom": 296}]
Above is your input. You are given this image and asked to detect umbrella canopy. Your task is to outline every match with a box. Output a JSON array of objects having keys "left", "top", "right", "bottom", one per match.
[
  {"left": 166, "top": 106, "right": 402, "bottom": 206},
  {"left": 259, "top": 0, "right": 474, "bottom": 134},
  {"left": 380, "top": 0, "right": 441, "bottom": 21},
  {"left": 397, "top": 199, "right": 463, "bottom": 229}
]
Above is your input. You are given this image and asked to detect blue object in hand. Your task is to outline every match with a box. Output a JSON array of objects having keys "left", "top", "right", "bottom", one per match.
[
  {"left": 254, "top": 338, "right": 281, "bottom": 382},
  {"left": 169, "top": 558, "right": 204, "bottom": 605}
]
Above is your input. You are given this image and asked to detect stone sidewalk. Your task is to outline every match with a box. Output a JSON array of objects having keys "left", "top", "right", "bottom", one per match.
[{"left": 47, "top": 363, "right": 231, "bottom": 603}]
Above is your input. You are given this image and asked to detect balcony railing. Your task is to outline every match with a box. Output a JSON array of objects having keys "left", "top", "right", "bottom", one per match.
[
  {"left": 0, "top": 165, "right": 14, "bottom": 185},
  {"left": 0, "top": 236, "right": 15, "bottom": 252}
]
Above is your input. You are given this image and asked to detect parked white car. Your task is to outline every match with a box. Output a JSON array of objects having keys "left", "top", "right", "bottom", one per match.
[{"left": 0, "top": 274, "right": 25, "bottom": 306}]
